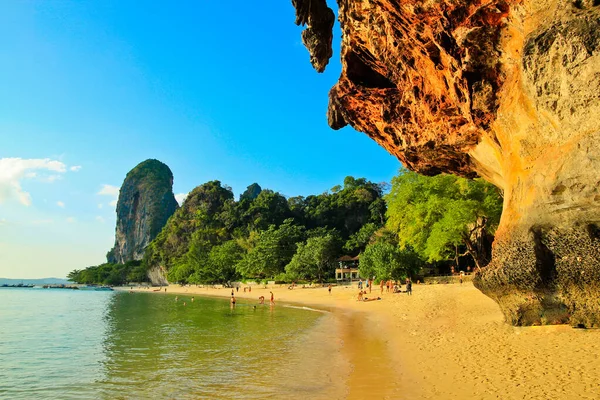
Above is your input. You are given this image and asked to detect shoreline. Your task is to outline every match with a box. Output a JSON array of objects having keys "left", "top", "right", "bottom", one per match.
[{"left": 118, "top": 282, "right": 600, "bottom": 399}]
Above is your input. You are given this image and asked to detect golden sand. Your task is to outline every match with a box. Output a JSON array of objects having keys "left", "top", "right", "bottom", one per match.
[{"left": 126, "top": 282, "right": 600, "bottom": 399}]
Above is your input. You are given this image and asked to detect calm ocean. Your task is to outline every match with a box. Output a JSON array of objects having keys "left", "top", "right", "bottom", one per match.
[{"left": 0, "top": 288, "right": 347, "bottom": 399}]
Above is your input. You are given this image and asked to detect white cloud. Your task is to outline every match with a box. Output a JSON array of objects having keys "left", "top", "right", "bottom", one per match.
[
  {"left": 95, "top": 216, "right": 105, "bottom": 223},
  {"left": 57, "top": 201, "right": 65, "bottom": 208},
  {"left": 97, "top": 184, "right": 119, "bottom": 208},
  {"left": 97, "top": 184, "right": 120, "bottom": 197},
  {"left": 0, "top": 218, "right": 8, "bottom": 226},
  {"left": 97, "top": 203, "right": 103, "bottom": 209},
  {"left": 0, "top": 158, "right": 67, "bottom": 206},
  {"left": 66, "top": 217, "right": 76, "bottom": 223},
  {"left": 70, "top": 165, "right": 82, "bottom": 172},
  {"left": 175, "top": 192, "right": 188, "bottom": 206}
]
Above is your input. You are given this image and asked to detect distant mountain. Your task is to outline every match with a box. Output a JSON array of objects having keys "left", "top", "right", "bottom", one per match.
[{"left": 0, "top": 278, "right": 70, "bottom": 285}]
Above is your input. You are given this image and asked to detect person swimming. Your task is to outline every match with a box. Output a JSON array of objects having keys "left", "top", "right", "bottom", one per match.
[
  {"left": 231, "top": 295, "right": 236, "bottom": 306},
  {"left": 191, "top": 297, "right": 194, "bottom": 302},
  {"left": 258, "top": 296, "right": 265, "bottom": 304},
  {"left": 270, "top": 291, "right": 274, "bottom": 305}
]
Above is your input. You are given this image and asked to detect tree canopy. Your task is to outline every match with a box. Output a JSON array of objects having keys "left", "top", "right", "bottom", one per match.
[
  {"left": 72, "top": 171, "right": 504, "bottom": 285},
  {"left": 385, "top": 168, "right": 503, "bottom": 269},
  {"left": 286, "top": 231, "right": 341, "bottom": 282}
]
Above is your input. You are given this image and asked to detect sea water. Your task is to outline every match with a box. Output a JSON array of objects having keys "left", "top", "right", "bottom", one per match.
[{"left": 0, "top": 288, "right": 347, "bottom": 399}]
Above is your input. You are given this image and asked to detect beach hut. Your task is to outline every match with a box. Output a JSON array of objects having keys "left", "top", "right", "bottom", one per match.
[{"left": 335, "top": 255, "right": 360, "bottom": 282}]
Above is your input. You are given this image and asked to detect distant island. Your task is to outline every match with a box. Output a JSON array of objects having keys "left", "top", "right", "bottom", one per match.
[{"left": 0, "top": 278, "right": 70, "bottom": 286}]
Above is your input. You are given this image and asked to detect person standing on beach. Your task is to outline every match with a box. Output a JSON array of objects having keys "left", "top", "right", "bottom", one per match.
[
  {"left": 406, "top": 279, "right": 412, "bottom": 295},
  {"left": 368, "top": 279, "right": 373, "bottom": 293},
  {"left": 328, "top": 284, "right": 332, "bottom": 295},
  {"left": 236, "top": 286, "right": 239, "bottom": 293},
  {"left": 380, "top": 280, "right": 385, "bottom": 294}
]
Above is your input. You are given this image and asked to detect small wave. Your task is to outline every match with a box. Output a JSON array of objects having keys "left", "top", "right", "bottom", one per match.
[{"left": 284, "top": 305, "right": 329, "bottom": 313}]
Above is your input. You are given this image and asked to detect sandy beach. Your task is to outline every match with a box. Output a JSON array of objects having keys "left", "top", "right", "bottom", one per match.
[{"left": 123, "top": 282, "right": 600, "bottom": 399}]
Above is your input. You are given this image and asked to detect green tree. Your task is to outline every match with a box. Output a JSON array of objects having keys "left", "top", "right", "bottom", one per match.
[
  {"left": 385, "top": 169, "right": 502, "bottom": 269},
  {"left": 359, "top": 239, "right": 423, "bottom": 282},
  {"left": 343, "top": 222, "right": 378, "bottom": 255},
  {"left": 67, "top": 269, "right": 82, "bottom": 282},
  {"left": 245, "top": 190, "right": 291, "bottom": 231},
  {"left": 136, "top": 176, "right": 391, "bottom": 285},
  {"left": 144, "top": 180, "right": 234, "bottom": 277},
  {"left": 202, "top": 240, "right": 245, "bottom": 284},
  {"left": 237, "top": 219, "right": 305, "bottom": 279},
  {"left": 286, "top": 233, "right": 340, "bottom": 282}
]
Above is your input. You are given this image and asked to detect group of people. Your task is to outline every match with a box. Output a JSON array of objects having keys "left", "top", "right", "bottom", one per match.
[
  {"left": 378, "top": 278, "right": 412, "bottom": 295},
  {"left": 231, "top": 289, "right": 275, "bottom": 308},
  {"left": 356, "top": 278, "right": 413, "bottom": 301},
  {"left": 357, "top": 278, "right": 374, "bottom": 293},
  {"left": 174, "top": 295, "right": 195, "bottom": 306}
]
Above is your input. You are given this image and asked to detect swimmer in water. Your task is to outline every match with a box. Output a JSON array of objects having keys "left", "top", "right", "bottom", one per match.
[
  {"left": 259, "top": 296, "right": 265, "bottom": 304},
  {"left": 175, "top": 296, "right": 179, "bottom": 301},
  {"left": 270, "top": 291, "right": 274, "bottom": 305},
  {"left": 191, "top": 297, "right": 194, "bottom": 302}
]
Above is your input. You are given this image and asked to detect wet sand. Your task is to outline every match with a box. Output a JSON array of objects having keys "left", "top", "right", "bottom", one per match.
[{"left": 123, "top": 282, "right": 600, "bottom": 399}]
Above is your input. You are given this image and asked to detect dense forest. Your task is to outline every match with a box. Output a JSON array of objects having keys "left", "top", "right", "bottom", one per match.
[{"left": 69, "top": 170, "right": 503, "bottom": 286}]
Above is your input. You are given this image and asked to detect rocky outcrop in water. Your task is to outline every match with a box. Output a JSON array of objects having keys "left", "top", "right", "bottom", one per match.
[
  {"left": 107, "top": 159, "right": 179, "bottom": 265},
  {"left": 292, "top": 0, "right": 600, "bottom": 326}
]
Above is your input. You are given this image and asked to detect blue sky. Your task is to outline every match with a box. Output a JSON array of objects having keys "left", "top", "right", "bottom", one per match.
[{"left": 0, "top": 1, "right": 400, "bottom": 278}]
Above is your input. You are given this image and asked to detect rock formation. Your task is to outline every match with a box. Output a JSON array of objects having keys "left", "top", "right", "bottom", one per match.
[
  {"left": 144, "top": 181, "right": 237, "bottom": 284},
  {"left": 292, "top": 0, "right": 600, "bottom": 326},
  {"left": 107, "top": 159, "right": 179, "bottom": 265}
]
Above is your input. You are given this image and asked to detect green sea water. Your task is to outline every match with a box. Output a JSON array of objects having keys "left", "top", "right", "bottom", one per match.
[{"left": 0, "top": 289, "right": 346, "bottom": 399}]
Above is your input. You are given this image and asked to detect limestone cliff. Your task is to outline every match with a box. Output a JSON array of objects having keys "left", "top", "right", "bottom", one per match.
[
  {"left": 292, "top": 0, "right": 600, "bottom": 326},
  {"left": 107, "top": 159, "right": 179, "bottom": 265}
]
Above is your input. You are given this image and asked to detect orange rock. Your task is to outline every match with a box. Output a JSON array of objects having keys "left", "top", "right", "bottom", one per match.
[{"left": 292, "top": 0, "right": 600, "bottom": 326}]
